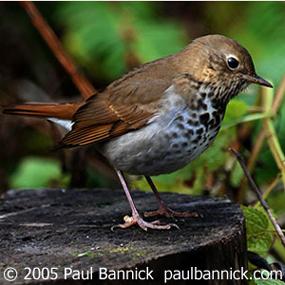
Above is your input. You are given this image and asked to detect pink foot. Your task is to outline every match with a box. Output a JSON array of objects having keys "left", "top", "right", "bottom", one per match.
[{"left": 112, "top": 214, "right": 179, "bottom": 231}]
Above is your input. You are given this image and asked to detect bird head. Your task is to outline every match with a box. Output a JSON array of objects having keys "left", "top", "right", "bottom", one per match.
[{"left": 181, "top": 34, "right": 272, "bottom": 102}]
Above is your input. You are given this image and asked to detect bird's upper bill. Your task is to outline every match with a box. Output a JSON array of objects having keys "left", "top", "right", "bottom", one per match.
[{"left": 241, "top": 74, "right": 273, "bottom": 88}]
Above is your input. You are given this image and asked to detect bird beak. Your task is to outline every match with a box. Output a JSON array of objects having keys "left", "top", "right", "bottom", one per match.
[{"left": 242, "top": 74, "right": 273, "bottom": 88}]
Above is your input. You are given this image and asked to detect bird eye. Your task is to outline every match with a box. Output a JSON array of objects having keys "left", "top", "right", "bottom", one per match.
[{"left": 227, "top": 57, "right": 239, "bottom": 70}]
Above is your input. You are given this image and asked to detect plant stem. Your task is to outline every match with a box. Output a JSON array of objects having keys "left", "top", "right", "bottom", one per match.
[
  {"left": 247, "top": 77, "right": 285, "bottom": 172},
  {"left": 262, "top": 88, "right": 285, "bottom": 188},
  {"left": 20, "top": 2, "right": 96, "bottom": 99},
  {"left": 229, "top": 148, "right": 285, "bottom": 248}
]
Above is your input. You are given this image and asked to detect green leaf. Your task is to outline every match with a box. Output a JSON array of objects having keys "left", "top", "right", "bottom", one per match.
[
  {"left": 242, "top": 206, "right": 274, "bottom": 256},
  {"left": 10, "top": 157, "right": 69, "bottom": 188}
]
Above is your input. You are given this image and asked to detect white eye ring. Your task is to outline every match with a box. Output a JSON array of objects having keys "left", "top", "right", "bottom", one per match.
[{"left": 226, "top": 55, "right": 240, "bottom": 70}]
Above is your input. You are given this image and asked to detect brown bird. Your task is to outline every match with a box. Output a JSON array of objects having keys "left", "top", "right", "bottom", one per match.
[{"left": 3, "top": 34, "right": 272, "bottom": 231}]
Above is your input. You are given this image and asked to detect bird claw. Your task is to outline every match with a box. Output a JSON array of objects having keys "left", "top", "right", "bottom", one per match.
[
  {"left": 111, "top": 214, "right": 179, "bottom": 231},
  {"left": 144, "top": 206, "right": 200, "bottom": 218}
]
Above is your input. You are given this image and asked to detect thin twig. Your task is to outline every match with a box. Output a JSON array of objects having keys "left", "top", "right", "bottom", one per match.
[
  {"left": 229, "top": 147, "right": 285, "bottom": 248},
  {"left": 20, "top": 2, "right": 96, "bottom": 99}
]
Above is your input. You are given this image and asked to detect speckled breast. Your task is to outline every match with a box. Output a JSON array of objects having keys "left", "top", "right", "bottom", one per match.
[{"left": 102, "top": 88, "right": 225, "bottom": 176}]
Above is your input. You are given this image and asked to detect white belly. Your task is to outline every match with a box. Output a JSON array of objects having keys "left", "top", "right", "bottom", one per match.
[{"left": 103, "top": 105, "right": 221, "bottom": 176}]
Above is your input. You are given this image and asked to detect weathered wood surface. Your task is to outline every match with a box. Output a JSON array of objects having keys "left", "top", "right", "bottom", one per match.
[{"left": 0, "top": 188, "right": 247, "bottom": 285}]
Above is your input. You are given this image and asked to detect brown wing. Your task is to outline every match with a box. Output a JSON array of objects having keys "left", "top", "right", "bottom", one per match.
[
  {"left": 60, "top": 95, "right": 153, "bottom": 147},
  {"left": 60, "top": 64, "right": 175, "bottom": 147}
]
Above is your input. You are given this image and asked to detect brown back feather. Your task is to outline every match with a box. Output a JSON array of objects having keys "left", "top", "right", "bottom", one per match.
[{"left": 60, "top": 57, "right": 178, "bottom": 147}]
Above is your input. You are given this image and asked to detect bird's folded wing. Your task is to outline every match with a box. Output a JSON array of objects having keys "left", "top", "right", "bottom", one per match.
[{"left": 60, "top": 77, "right": 172, "bottom": 147}]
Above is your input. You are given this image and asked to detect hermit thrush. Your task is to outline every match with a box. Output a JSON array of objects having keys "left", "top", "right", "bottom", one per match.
[{"left": 3, "top": 34, "right": 272, "bottom": 231}]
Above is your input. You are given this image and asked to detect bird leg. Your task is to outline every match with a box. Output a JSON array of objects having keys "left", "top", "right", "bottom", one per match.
[
  {"left": 112, "top": 170, "right": 178, "bottom": 231},
  {"left": 144, "top": 176, "right": 199, "bottom": 218}
]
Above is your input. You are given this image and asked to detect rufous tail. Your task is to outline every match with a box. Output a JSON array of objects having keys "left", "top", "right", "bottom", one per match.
[{"left": 2, "top": 102, "right": 81, "bottom": 120}]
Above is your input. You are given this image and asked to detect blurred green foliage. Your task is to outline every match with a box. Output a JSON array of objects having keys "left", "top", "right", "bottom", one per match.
[
  {"left": 233, "top": 2, "right": 285, "bottom": 83},
  {"left": 10, "top": 157, "right": 69, "bottom": 188},
  {"left": 54, "top": 2, "right": 186, "bottom": 80}
]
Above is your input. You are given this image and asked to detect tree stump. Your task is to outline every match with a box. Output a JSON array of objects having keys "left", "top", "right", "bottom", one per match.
[{"left": 0, "top": 188, "right": 247, "bottom": 284}]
